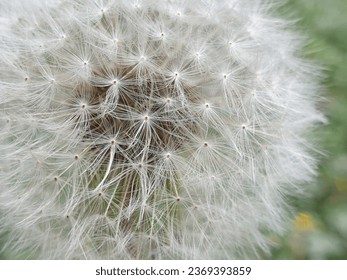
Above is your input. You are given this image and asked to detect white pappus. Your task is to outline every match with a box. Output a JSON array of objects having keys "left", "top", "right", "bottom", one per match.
[{"left": 0, "top": 0, "right": 324, "bottom": 259}]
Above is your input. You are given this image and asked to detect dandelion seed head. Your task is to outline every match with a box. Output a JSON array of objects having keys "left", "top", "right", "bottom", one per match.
[{"left": 0, "top": 0, "right": 324, "bottom": 259}]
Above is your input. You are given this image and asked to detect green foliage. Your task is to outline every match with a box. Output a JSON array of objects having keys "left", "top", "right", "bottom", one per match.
[{"left": 272, "top": 0, "right": 347, "bottom": 260}]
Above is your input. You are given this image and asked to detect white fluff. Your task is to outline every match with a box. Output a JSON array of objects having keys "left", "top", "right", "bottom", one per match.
[{"left": 0, "top": 0, "right": 324, "bottom": 259}]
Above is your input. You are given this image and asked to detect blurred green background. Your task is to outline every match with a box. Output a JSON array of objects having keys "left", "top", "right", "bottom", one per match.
[
  {"left": 1, "top": 0, "right": 347, "bottom": 260},
  {"left": 271, "top": 0, "right": 347, "bottom": 259}
]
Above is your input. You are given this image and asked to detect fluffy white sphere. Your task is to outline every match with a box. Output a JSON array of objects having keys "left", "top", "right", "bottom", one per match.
[{"left": 0, "top": 0, "right": 324, "bottom": 259}]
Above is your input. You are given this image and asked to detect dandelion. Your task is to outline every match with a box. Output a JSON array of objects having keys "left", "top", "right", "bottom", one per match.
[
  {"left": 294, "top": 213, "right": 315, "bottom": 232},
  {"left": 0, "top": 0, "right": 324, "bottom": 259}
]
